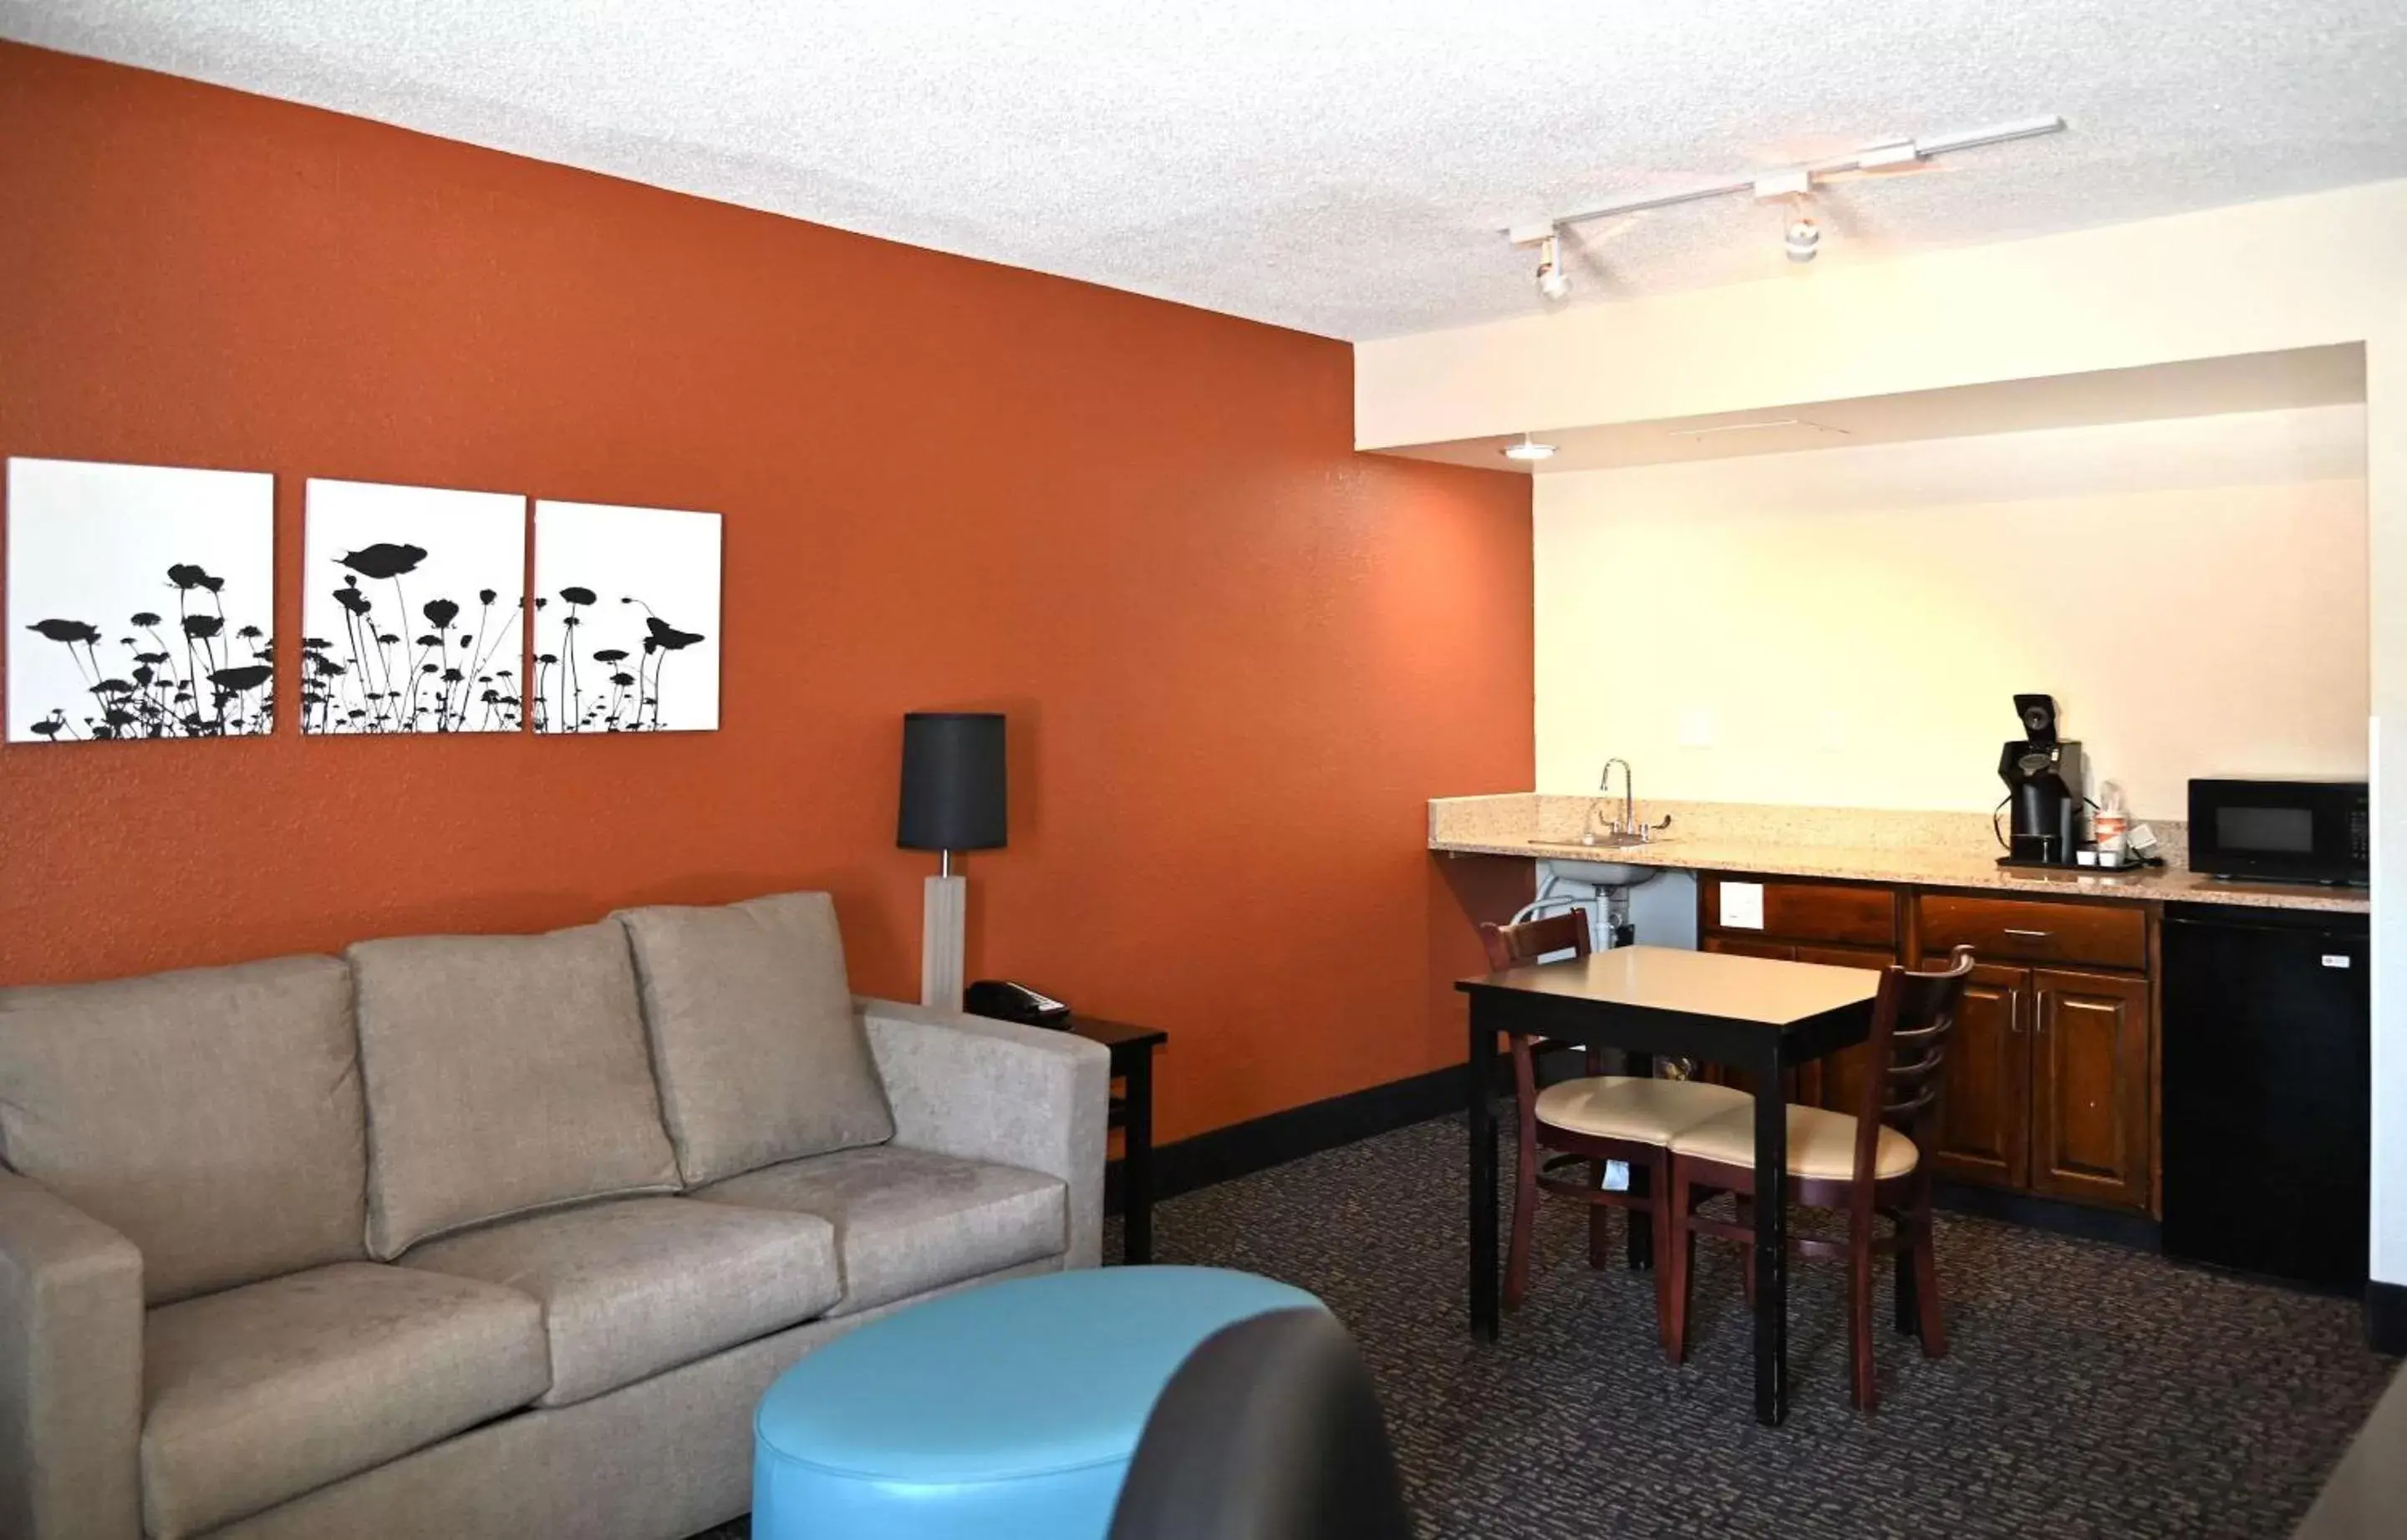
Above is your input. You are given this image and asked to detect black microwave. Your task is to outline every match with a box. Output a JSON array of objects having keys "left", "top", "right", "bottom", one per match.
[{"left": 2187, "top": 778, "right": 2369, "bottom": 887}]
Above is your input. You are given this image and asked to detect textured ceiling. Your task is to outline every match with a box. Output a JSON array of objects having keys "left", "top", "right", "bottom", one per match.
[{"left": 7, "top": 1, "right": 2406, "bottom": 339}]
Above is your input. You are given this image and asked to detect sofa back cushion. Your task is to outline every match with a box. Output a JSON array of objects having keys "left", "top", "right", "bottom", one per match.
[
  {"left": 349, "top": 921, "right": 680, "bottom": 1258},
  {"left": 617, "top": 892, "right": 893, "bottom": 1185},
  {"left": 0, "top": 955, "right": 366, "bottom": 1304}
]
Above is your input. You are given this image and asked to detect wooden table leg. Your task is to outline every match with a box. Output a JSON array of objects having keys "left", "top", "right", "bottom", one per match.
[
  {"left": 1469, "top": 1009, "right": 1500, "bottom": 1340},
  {"left": 1122, "top": 1045, "right": 1155, "bottom": 1266},
  {"left": 1752, "top": 1047, "right": 1789, "bottom": 1426}
]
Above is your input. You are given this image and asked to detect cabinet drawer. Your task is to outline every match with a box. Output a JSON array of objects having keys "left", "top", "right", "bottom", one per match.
[
  {"left": 1702, "top": 877, "right": 1896, "bottom": 948},
  {"left": 1918, "top": 894, "right": 2147, "bottom": 973}
]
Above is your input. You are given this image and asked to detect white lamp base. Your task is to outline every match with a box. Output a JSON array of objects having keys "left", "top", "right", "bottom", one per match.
[{"left": 921, "top": 872, "right": 967, "bottom": 1011}]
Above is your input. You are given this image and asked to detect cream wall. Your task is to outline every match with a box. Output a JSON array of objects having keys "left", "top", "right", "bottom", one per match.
[
  {"left": 1357, "top": 179, "right": 2407, "bottom": 1292},
  {"left": 1535, "top": 407, "right": 2369, "bottom": 821}
]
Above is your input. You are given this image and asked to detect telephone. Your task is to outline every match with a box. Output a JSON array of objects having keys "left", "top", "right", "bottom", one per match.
[{"left": 963, "top": 978, "right": 1072, "bottom": 1028}]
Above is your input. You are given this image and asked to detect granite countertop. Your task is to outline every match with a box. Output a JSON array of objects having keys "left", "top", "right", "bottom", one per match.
[{"left": 1428, "top": 795, "right": 2369, "bottom": 916}]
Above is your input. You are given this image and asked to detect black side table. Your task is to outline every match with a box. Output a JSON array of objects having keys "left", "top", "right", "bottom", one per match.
[{"left": 1069, "top": 1016, "right": 1168, "bottom": 1264}]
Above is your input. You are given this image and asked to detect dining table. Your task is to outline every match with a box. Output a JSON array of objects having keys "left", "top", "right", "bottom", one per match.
[{"left": 1458, "top": 943, "right": 1881, "bottom": 1426}]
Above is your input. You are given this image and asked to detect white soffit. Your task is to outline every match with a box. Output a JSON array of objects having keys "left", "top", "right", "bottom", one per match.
[
  {"left": 1382, "top": 345, "right": 2369, "bottom": 474},
  {"left": 5, "top": 3, "right": 2406, "bottom": 340}
]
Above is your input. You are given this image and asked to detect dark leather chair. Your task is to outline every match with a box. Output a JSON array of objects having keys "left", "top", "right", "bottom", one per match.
[{"left": 1107, "top": 1309, "right": 1411, "bottom": 1540}]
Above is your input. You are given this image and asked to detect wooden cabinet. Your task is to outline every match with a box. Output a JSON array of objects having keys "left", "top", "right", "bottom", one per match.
[
  {"left": 2027, "top": 968, "right": 2151, "bottom": 1209},
  {"left": 1697, "top": 875, "right": 2160, "bottom": 1217},
  {"left": 1700, "top": 877, "right": 1896, "bottom": 949},
  {"left": 1914, "top": 895, "right": 2156, "bottom": 1215},
  {"left": 1921, "top": 894, "right": 2147, "bottom": 972},
  {"left": 1929, "top": 962, "right": 2032, "bottom": 1189}
]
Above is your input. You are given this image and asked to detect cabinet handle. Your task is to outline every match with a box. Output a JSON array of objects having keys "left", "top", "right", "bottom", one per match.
[{"left": 2003, "top": 928, "right": 2052, "bottom": 940}]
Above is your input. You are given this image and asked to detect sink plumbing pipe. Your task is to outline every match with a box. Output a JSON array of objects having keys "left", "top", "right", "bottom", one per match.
[{"left": 1512, "top": 867, "right": 1637, "bottom": 952}]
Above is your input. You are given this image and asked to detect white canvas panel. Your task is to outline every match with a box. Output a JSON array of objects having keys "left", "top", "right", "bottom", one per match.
[
  {"left": 302, "top": 479, "right": 527, "bottom": 734},
  {"left": 532, "top": 500, "right": 721, "bottom": 734},
  {"left": 6, "top": 457, "right": 277, "bottom": 743}
]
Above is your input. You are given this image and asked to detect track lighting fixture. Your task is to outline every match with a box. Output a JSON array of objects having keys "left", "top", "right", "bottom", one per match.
[
  {"left": 1781, "top": 195, "right": 1820, "bottom": 263},
  {"left": 1499, "top": 114, "right": 2064, "bottom": 292},
  {"left": 1534, "top": 232, "right": 1570, "bottom": 302},
  {"left": 1501, "top": 433, "right": 1557, "bottom": 462}
]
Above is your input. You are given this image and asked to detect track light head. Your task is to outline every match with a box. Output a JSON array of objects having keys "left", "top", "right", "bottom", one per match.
[
  {"left": 1534, "top": 232, "right": 1570, "bottom": 302},
  {"left": 1784, "top": 216, "right": 1820, "bottom": 263}
]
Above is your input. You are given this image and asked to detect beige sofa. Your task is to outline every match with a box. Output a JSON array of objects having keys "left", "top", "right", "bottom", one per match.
[{"left": 0, "top": 891, "right": 1111, "bottom": 1540}]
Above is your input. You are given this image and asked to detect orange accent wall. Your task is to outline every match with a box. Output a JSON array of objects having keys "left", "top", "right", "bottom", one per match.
[{"left": 0, "top": 43, "right": 1532, "bottom": 1144}]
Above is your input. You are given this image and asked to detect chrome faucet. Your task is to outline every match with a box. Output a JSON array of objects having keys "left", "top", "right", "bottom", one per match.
[
  {"left": 1585, "top": 758, "right": 1671, "bottom": 845},
  {"left": 1590, "top": 758, "right": 1634, "bottom": 842}
]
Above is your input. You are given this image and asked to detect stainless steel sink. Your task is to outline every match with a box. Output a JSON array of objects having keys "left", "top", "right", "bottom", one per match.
[{"left": 1528, "top": 839, "right": 1663, "bottom": 888}]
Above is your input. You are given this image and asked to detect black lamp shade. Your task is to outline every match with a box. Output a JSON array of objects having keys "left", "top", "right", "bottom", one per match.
[{"left": 898, "top": 713, "right": 1008, "bottom": 852}]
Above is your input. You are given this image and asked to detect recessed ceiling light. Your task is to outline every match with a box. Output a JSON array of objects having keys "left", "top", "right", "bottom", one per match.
[{"left": 1502, "top": 433, "right": 1558, "bottom": 462}]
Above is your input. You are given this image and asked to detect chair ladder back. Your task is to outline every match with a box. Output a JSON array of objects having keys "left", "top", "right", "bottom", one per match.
[
  {"left": 1851, "top": 946, "right": 1977, "bottom": 1182},
  {"left": 1478, "top": 912, "right": 1592, "bottom": 972}
]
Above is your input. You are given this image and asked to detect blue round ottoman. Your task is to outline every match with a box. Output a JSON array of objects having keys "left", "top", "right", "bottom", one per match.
[{"left": 752, "top": 1266, "right": 1322, "bottom": 1539}]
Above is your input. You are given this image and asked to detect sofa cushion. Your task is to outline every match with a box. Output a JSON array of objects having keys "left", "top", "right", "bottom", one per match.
[
  {"left": 0, "top": 955, "right": 365, "bottom": 1304},
  {"left": 140, "top": 1262, "right": 547, "bottom": 1539},
  {"left": 401, "top": 1195, "right": 842, "bottom": 1407},
  {"left": 694, "top": 1145, "right": 1066, "bottom": 1315},
  {"left": 349, "top": 921, "right": 680, "bottom": 1258},
  {"left": 615, "top": 892, "right": 894, "bottom": 1184}
]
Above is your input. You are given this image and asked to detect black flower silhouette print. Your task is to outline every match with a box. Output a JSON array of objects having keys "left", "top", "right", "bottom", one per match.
[
  {"left": 301, "top": 480, "right": 527, "bottom": 735},
  {"left": 532, "top": 500, "right": 722, "bottom": 734},
  {"left": 6, "top": 458, "right": 277, "bottom": 743}
]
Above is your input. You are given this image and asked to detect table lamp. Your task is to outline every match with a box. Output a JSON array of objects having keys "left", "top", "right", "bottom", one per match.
[{"left": 898, "top": 711, "right": 1007, "bottom": 1010}]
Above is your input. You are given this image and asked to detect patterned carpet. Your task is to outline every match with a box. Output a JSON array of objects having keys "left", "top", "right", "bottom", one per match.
[{"left": 699, "top": 1115, "right": 2395, "bottom": 1539}]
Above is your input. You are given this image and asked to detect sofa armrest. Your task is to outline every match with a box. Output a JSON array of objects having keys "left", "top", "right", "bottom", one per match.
[
  {"left": 0, "top": 1170, "right": 144, "bottom": 1540},
  {"left": 857, "top": 998, "right": 1113, "bottom": 1268}
]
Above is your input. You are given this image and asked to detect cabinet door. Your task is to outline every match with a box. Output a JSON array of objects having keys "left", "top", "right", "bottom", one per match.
[
  {"left": 2029, "top": 967, "right": 2151, "bottom": 1210},
  {"left": 1930, "top": 963, "right": 2030, "bottom": 1190},
  {"left": 1794, "top": 944, "right": 1897, "bottom": 1116}
]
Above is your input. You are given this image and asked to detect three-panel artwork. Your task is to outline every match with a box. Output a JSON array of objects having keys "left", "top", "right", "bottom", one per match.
[{"left": 3, "top": 457, "right": 723, "bottom": 744}]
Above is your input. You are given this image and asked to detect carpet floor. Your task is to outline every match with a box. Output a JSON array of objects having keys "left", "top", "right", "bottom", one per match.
[{"left": 698, "top": 1115, "right": 2394, "bottom": 1539}]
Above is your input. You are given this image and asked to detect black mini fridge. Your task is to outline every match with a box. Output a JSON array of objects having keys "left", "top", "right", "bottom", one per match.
[{"left": 2162, "top": 904, "right": 2370, "bottom": 1289}]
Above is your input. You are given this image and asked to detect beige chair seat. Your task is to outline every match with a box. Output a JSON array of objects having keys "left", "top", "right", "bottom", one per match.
[
  {"left": 1670, "top": 1102, "right": 1921, "bottom": 1181},
  {"left": 140, "top": 1262, "right": 548, "bottom": 1540},
  {"left": 401, "top": 1195, "right": 841, "bottom": 1407},
  {"left": 694, "top": 1144, "right": 1066, "bottom": 1316},
  {"left": 1532, "top": 1075, "right": 1753, "bottom": 1145}
]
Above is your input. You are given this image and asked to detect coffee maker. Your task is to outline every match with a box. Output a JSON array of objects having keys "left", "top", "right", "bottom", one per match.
[{"left": 1997, "top": 694, "right": 2087, "bottom": 867}]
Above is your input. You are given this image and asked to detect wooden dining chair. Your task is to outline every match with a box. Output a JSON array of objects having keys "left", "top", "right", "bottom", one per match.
[
  {"left": 1660, "top": 945, "right": 1976, "bottom": 1410},
  {"left": 1478, "top": 916, "right": 1752, "bottom": 1319}
]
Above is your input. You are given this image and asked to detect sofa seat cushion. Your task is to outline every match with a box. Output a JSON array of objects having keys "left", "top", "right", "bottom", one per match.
[
  {"left": 0, "top": 954, "right": 366, "bottom": 1304},
  {"left": 401, "top": 1196, "right": 842, "bottom": 1407},
  {"left": 349, "top": 921, "right": 681, "bottom": 1258},
  {"left": 615, "top": 892, "right": 894, "bottom": 1184},
  {"left": 140, "top": 1262, "right": 547, "bottom": 1540},
  {"left": 695, "top": 1145, "right": 1066, "bottom": 1316}
]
